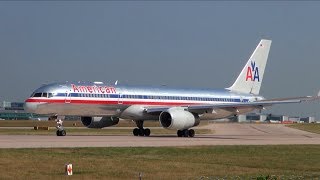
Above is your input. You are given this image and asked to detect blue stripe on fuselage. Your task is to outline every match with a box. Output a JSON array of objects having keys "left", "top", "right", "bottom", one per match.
[{"left": 53, "top": 92, "right": 249, "bottom": 102}]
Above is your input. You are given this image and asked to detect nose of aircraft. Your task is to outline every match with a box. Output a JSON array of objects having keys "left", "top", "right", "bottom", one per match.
[{"left": 24, "top": 101, "right": 37, "bottom": 113}]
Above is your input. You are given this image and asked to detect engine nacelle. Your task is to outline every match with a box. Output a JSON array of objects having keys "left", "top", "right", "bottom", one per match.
[
  {"left": 159, "top": 107, "right": 200, "bottom": 130},
  {"left": 81, "top": 116, "right": 119, "bottom": 128}
]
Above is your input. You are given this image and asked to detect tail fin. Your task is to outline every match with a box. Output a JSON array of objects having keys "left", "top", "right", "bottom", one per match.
[{"left": 226, "top": 39, "right": 272, "bottom": 95}]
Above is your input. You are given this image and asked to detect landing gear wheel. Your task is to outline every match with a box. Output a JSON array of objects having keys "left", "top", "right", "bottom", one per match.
[
  {"left": 133, "top": 128, "right": 139, "bottom": 136},
  {"left": 133, "top": 120, "right": 152, "bottom": 137},
  {"left": 56, "top": 130, "right": 66, "bottom": 136},
  {"left": 188, "top": 129, "right": 195, "bottom": 137},
  {"left": 144, "top": 128, "right": 151, "bottom": 136},
  {"left": 61, "top": 130, "right": 66, "bottom": 136},
  {"left": 138, "top": 129, "right": 145, "bottom": 136},
  {"left": 133, "top": 128, "right": 151, "bottom": 137},
  {"left": 177, "top": 129, "right": 195, "bottom": 137},
  {"left": 183, "top": 130, "right": 189, "bottom": 137}
]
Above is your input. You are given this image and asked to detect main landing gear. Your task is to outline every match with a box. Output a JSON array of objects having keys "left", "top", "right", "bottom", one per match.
[
  {"left": 177, "top": 129, "right": 195, "bottom": 137},
  {"left": 132, "top": 120, "right": 151, "bottom": 136}
]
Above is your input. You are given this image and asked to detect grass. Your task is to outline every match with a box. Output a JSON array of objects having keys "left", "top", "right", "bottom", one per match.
[
  {"left": 0, "top": 120, "right": 212, "bottom": 135},
  {"left": 0, "top": 145, "right": 319, "bottom": 179},
  {"left": 0, "top": 120, "right": 209, "bottom": 128},
  {"left": 0, "top": 120, "right": 84, "bottom": 127},
  {"left": 287, "top": 123, "right": 320, "bottom": 134},
  {"left": 0, "top": 128, "right": 212, "bottom": 135},
  {"left": 0, "top": 120, "right": 164, "bottom": 127}
]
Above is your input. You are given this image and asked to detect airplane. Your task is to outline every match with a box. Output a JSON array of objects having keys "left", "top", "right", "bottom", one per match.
[{"left": 24, "top": 39, "right": 318, "bottom": 137}]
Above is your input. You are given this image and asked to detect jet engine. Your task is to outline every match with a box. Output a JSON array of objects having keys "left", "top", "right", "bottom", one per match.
[
  {"left": 159, "top": 107, "right": 200, "bottom": 130},
  {"left": 81, "top": 116, "right": 119, "bottom": 128}
]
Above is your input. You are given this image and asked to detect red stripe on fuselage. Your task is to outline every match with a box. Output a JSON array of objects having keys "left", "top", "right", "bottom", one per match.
[{"left": 25, "top": 98, "right": 202, "bottom": 106}]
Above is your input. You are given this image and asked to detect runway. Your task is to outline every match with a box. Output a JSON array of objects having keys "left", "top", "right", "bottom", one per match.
[{"left": 1, "top": 124, "right": 320, "bottom": 148}]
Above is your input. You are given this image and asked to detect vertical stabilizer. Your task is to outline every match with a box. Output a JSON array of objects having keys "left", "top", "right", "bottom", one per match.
[{"left": 226, "top": 39, "right": 272, "bottom": 95}]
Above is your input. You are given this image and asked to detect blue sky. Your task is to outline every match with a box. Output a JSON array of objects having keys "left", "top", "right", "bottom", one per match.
[{"left": 0, "top": 1, "right": 319, "bottom": 118}]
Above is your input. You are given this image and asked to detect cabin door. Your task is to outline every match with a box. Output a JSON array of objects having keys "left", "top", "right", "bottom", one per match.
[
  {"left": 65, "top": 91, "right": 71, "bottom": 103},
  {"left": 118, "top": 93, "right": 123, "bottom": 104}
]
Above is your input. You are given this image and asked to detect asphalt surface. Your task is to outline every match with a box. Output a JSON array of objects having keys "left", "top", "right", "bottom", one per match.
[{"left": 1, "top": 123, "right": 320, "bottom": 148}]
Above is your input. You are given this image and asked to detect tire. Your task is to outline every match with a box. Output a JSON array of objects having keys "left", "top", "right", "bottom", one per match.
[
  {"left": 144, "top": 128, "right": 151, "bottom": 136},
  {"left": 133, "top": 128, "right": 139, "bottom": 136},
  {"left": 183, "top": 130, "right": 189, "bottom": 137},
  {"left": 138, "top": 129, "right": 145, "bottom": 136},
  {"left": 177, "top": 130, "right": 183, "bottom": 137},
  {"left": 56, "top": 130, "right": 61, "bottom": 136},
  {"left": 61, "top": 130, "right": 66, "bottom": 136},
  {"left": 188, "top": 129, "right": 195, "bottom": 137}
]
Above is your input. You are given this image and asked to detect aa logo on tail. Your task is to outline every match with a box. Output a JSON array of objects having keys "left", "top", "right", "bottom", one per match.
[{"left": 246, "top": 61, "right": 260, "bottom": 82}]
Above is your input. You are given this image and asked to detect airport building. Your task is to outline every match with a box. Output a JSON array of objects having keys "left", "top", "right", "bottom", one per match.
[
  {"left": 0, "top": 101, "right": 43, "bottom": 120},
  {"left": 232, "top": 113, "right": 316, "bottom": 124},
  {"left": 0, "top": 101, "right": 79, "bottom": 120}
]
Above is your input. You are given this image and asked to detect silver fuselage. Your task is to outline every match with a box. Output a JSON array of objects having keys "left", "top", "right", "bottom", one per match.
[{"left": 24, "top": 81, "right": 264, "bottom": 120}]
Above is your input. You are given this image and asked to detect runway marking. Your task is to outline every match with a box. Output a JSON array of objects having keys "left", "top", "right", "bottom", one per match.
[{"left": 249, "top": 125, "right": 270, "bottom": 134}]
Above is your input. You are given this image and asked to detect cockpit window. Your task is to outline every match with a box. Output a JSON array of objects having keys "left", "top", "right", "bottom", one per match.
[
  {"left": 32, "top": 92, "right": 52, "bottom": 98},
  {"left": 33, "top": 93, "right": 42, "bottom": 97}
]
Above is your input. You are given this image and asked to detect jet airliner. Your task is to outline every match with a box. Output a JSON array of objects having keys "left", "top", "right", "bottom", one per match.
[{"left": 24, "top": 39, "right": 318, "bottom": 137}]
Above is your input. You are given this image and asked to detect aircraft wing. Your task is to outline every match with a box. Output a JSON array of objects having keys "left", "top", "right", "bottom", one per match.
[{"left": 144, "top": 95, "right": 319, "bottom": 114}]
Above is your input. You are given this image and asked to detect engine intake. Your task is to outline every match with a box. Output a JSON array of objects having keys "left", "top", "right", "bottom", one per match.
[
  {"left": 159, "top": 107, "right": 199, "bottom": 130},
  {"left": 81, "top": 116, "right": 119, "bottom": 128}
]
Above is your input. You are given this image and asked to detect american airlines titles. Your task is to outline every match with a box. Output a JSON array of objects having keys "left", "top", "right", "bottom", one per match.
[{"left": 71, "top": 84, "right": 117, "bottom": 94}]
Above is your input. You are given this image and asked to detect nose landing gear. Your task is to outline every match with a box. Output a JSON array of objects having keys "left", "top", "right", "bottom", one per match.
[
  {"left": 56, "top": 129, "right": 66, "bottom": 136},
  {"left": 56, "top": 119, "right": 66, "bottom": 136}
]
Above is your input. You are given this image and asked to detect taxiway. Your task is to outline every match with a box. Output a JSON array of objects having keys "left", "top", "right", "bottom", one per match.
[{"left": 1, "top": 124, "right": 320, "bottom": 148}]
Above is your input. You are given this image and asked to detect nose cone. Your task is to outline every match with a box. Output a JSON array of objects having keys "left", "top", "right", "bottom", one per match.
[{"left": 24, "top": 101, "right": 37, "bottom": 113}]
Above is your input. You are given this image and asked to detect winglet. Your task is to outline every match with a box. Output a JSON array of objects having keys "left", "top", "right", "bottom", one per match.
[{"left": 226, "top": 39, "right": 272, "bottom": 95}]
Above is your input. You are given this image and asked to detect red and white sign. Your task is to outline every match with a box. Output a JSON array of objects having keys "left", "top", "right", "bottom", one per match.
[{"left": 65, "top": 164, "right": 73, "bottom": 175}]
